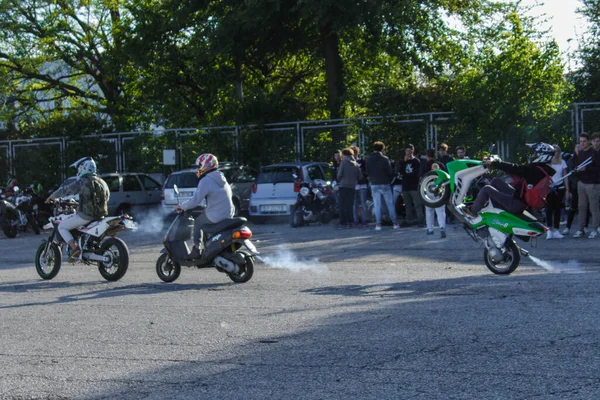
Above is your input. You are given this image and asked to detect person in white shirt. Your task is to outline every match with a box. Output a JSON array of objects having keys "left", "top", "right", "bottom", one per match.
[{"left": 545, "top": 144, "right": 569, "bottom": 239}]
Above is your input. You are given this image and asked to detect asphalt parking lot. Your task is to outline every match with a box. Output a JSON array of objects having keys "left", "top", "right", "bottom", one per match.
[{"left": 1, "top": 218, "right": 600, "bottom": 399}]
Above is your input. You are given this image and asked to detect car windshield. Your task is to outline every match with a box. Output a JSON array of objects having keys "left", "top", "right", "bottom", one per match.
[
  {"left": 164, "top": 172, "right": 199, "bottom": 189},
  {"left": 257, "top": 166, "right": 298, "bottom": 184}
]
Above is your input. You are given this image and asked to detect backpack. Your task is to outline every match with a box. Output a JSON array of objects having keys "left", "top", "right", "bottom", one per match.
[
  {"left": 522, "top": 166, "right": 553, "bottom": 211},
  {"left": 88, "top": 176, "right": 108, "bottom": 217}
]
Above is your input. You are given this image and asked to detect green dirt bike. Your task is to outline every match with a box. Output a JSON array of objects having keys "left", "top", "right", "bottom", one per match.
[{"left": 418, "top": 151, "right": 546, "bottom": 275}]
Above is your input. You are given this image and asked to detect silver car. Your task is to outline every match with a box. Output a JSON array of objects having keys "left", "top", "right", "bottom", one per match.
[
  {"left": 248, "top": 162, "right": 333, "bottom": 223},
  {"left": 161, "top": 164, "right": 258, "bottom": 217}
]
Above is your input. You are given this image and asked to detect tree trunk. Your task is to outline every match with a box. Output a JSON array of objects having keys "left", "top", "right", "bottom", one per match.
[{"left": 319, "top": 23, "right": 345, "bottom": 120}]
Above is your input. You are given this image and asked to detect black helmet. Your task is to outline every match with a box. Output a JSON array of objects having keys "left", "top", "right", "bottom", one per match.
[{"left": 525, "top": 142, "right": 554, "bottom": 163}]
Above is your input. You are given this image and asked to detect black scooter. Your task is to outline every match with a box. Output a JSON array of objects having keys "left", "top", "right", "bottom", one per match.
[
  {"left": 156, "top": 185, "right": 258, "bottom": 283},
  {"left": 0, "top": 186, "right": 40, "bottom": 238}
]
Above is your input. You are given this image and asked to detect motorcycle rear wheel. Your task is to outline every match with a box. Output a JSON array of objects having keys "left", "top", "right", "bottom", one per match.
[
  {"left": 228, "top": 252, "right": 255, "bottom": 283},
  {"left": 419, "top": 172, "right": 450, "bottom": 208},
  {"left": 156, "top": 253, "right": 181, "bottom": 282},
  {"left": 35, "top": 242, "right": 62, "bottom": 280},
  {"left": 97, "top": 237, "right": 129, "bottom": 281},
  {"left": 484, "top": 240, "right": 520, "bottom": 275},
  {"left": 2, "top": 221, "right": 17, "bottom": 238}
]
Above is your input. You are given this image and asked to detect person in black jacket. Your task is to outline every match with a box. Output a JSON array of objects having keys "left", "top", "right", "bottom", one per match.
[
  {"left": 457, "top": 143, "right": 556, "bottom": 219},
  {"left": 398, "top": 144, "right": 424, "bottom": 226},
  {"left": 365, "top": 141, "right": 399, "bottom": 230}
]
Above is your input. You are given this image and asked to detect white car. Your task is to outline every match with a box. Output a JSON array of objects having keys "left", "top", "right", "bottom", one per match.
[{"left": 248, "top": 161, "right": 333, "bottom": 223}]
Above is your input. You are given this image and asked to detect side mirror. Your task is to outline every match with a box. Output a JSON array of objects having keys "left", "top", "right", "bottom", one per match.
[{"left": 488, "top": 144, "right": 496, "bottom": 153}]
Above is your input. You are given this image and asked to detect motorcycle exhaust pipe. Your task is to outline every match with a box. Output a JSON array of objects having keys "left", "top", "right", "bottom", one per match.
[
  {"left": 519, "top": 247, "right": 530, "bottom": 258},
  {"left": 82, "top": 252, "right": 110, "bottom": 263}
]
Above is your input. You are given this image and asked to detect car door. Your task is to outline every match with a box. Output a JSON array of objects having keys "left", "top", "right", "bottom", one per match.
[
  {"left": 139, "top": 174, "right": 162, "bottom": 206},
  {"left": 121, "top": 174, "right": 145, "bottom": 207}
]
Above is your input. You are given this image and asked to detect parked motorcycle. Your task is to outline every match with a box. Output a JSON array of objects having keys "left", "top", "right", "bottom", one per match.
[
  {"left": 34, "top": 199, "right": 137, "bottom": 281},
  {"left": 290, "top": 176, "right": 337, "bottom": 228},
  {"left": 0, "top": 186, "right": 41, "bottom": 238},
  {"left": 418, "top": 146, "right": 550, "bottom": 275},
  {"left": 156, "top": 185, "right": 258, "bottom": 283}
]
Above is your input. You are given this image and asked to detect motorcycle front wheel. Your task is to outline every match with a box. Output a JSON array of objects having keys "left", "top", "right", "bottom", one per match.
[
  {"left": 156, "top": 253, "right": 181, "bottom": 282},
  {"left": 27, "top": 213, "right": 40, "bottom": 235},
  {"left": 484, "top": 240, "right": 520, "bottom": 275},
  {"left": 97, "top": 237, "right": 129, "bottom": 281},
  {"left": 35, "top": 242, "right": 62, "bottom": 280},
  {"left": 419, "top": 172, "right": 450, "bottom": 208},
  {"left": 2, "top": 220, "right": 17, "bottom": 238},
  {"left": 228, "top": 252, "right": 255, "bottom": 283}
]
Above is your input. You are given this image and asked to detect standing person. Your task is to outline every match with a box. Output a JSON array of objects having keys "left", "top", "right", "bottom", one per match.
[
  {"left": 351, "top": 145, "right": 369, "bottom": 227},
  {"left": 456, "top": 146, "right": 469, "bottom": 160},
  {"left": 175, "top": 154, "right": 235, "bottom": 258},
  {"left": 545, "top": 145, "right": 569, "bottom": 239},
  {"left": 331, "top": 150, "right": 342, "bottom": 182},
  {"left": 45, "top": 157, "right": 110, "bottom": 262},
  {"left": 365, "top": 141, "right": 399, "bottom": 231},
  {"left": 437, "top": 143, "right": 454, "bottom": 170},
  {"left": 337, "top": 148, "right": 362, "bottom": 229},
  {"left": 421, "top": 149, "right": 447, "bottom": 238},
  {"left": 398, "top": 144, "right": 424, "bottom": 227},
  {"left": 573, "top": 133, "right": 600, "bottom": 238}
]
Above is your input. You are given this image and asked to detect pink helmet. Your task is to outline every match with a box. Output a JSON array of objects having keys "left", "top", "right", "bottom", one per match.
[{"left": 195, "top": 153, "right": 218, "bottom": 177}]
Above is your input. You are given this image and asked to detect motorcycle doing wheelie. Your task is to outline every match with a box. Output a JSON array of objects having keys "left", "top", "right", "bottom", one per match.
[
  {"left": 156, "top": 185, "right": 258, "bottom": 283},
  {"left": 290, "top": 176, "right": 337, "bottom": 228},
  {"left": 35, "top": 199, "right": 137, "bottom": 281},
  {"left": 0, "top": 186, "right": 41, "bottom": 238},
  {"left": 419, "top": 150, "right": 556, "bottom": 275}
]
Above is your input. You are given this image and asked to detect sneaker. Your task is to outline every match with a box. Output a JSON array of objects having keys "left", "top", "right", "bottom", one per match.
[
  {"left": 573, "top": 230, "right": 584, "bottom": 238},
  {"left": 426, "top": 230, "right": 434, "bottom": 235},
  {"left": 552, "top": 230, "right": 564, "bottom": 239},
  {"left": 546, "top": 230, "right": 554, "bottom": 240},
  {"left": 188, "top": 246, "right": 202, "bottom": 259},
  {"left": 375, "top": 224, "right": 382, "bottom": 231},
  {"left": 393, "top": 223, "right": 400, "bottom": 230},
  {"left": 67, "top": 247, "right": 81, "bottom": 263},
  {"left": 561, "top": 227, "right": 570, "bottom": 235},
  {"left": 589, "top": 231, "right": 598, "bottom": 239},
  {"left": 440, "top": 228, "right": 446, "bottom": 239},
  {"left": 457, "top": 204, "right": 477, "bottom": 218}
]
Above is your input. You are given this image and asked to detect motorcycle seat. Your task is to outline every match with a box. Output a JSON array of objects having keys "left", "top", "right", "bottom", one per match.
[{"left": 203, "top": 217, "right": 247, "bottom": 234}]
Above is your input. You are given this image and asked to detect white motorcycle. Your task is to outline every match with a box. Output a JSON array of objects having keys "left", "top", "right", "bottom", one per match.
[{"left": 35, "top": 199, "right": 138, "bottom": 281}]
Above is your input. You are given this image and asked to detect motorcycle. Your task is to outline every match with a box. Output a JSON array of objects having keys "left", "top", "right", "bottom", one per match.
[
  {"left": 290, "top": 176, "right": 337, "bottom": 228},
  {"left": 418, "top": 146, "right": 555, "bottom": 275},
  {"left": 34, "top": 199, "right": 137, "bottom": 281},
  {"left": 155, "top": 185, "right": 258, "bottom": 283},
  {"left": 0, "top": 186, "right": 41, "bottom": 238}
]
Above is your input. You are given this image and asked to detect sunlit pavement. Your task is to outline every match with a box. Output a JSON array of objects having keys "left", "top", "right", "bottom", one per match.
[{"left": 1, "top": 219, "right": 600, "bottom": 399}]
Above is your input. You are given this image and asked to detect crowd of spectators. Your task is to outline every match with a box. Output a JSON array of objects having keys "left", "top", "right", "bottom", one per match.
[{"left": 330, "top": 135, "right": 600, "bottom": 240}]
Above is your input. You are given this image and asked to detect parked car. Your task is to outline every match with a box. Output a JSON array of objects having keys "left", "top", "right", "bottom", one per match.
[
  {"left": 99, "top": 172, "right": 163, "bottom": 216},
  {"left": 161, "top": 163, "right": 258, "bottom": 217},
  {"left": 56, "top": 172, "right": 163, "bottom": 217},
  {"left": 248, "top": 161, "right": 334, "bottom": 223}
]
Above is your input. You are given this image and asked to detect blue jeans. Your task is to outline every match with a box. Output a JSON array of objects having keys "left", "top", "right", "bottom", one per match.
[
  {"left": 371, "top": 184, "right": 397, "bottom": 224},
  {"left": 353, "top": 188, "right": 368, "bottom": 224}
]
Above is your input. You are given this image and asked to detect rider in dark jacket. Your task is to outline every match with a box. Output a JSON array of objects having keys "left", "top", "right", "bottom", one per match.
[{"left": 458, "top": 143, "right": 555, "bottom": 218}]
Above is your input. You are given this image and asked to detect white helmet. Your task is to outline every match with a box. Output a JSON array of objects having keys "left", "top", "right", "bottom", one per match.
[
  {"left": 526, "top": 142, "right": 554, "bottom": 164},
  {"left": 70, "top": 157, "right": 97, "bottom": 178}
]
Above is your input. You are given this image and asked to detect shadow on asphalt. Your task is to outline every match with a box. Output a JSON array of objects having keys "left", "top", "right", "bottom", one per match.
[{"left": 76, "top": 272, "right": 600, "bottom": 399}]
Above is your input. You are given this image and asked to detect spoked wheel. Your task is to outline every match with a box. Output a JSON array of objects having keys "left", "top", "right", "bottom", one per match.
[
  {"left": 97, "top": 237, "right": 129, "bottom": 281},
  {"left": 156, "top": 253, "right": 181, "bottom": 282},
  {"left": 228, "top": 252, "right": 255, "bottom": 283},
  {"left": 419, "top": 171, "right": 450, "bottom": 208},
  {"left": 35, "top": 242, "right": 62, "bottom": 280},
  {"left": 484, "top": 240, "right": 521, "bottom": 275},
  {"left": 27, "top": 213, "right": 40, "bottom": 235}
]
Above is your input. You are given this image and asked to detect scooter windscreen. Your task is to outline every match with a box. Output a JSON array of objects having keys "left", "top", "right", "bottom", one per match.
[{"left": 166, "top": 211, "right": 194, "bottom": 242}]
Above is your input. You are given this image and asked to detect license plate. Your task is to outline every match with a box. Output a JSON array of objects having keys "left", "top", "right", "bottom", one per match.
[
  {"left": 178, "top": 192, "right": 194, "bottom": 198},
  {"left": 260, "top": 205, "right": 286, "bottom": 212},
  {"left": 244, "top": 239, "right": 259, "bottom": 254}
]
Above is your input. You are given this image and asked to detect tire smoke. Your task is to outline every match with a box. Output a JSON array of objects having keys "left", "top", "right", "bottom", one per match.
[
  {"left": 258, "top": 246, "right": 328, "bottom": 273},
  {"left": 528, "top": 255, "right": 584, "bottom": 273}
]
